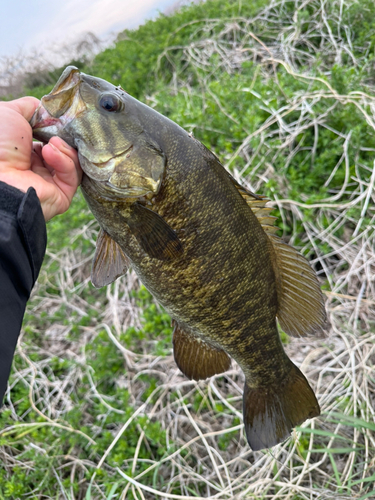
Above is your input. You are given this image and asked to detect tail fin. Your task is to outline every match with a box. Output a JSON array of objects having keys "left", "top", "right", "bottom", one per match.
[{"left": 243, "top": 362, "right": 320, "bottom": 451}]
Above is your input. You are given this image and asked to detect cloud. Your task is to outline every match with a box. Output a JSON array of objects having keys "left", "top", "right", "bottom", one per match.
[
  {"left": 27, "top": 0, "right": 174, "bottom": 48},
  {"left": 0, "top": 0, "right": 180, "bottom": 58}
]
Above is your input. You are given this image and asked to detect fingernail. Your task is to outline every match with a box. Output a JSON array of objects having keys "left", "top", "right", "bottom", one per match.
[
  {"left": 48, "top": 142, "right": 59, "bottom": 152},
  {"left": 60, "top": 139, "right": 74, "bottom": 151}
]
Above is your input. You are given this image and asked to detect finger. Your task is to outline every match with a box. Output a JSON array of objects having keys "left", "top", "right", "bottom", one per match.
[
  {"left": 1, "top": 96, "right": 40, "bottom": 122},
  {"left": 31, "top": 156, "right": 56, "bottom": 177},
  {"left": 41, "top": 141, "right": 81, "bottom": 200},
  {"left": 30, "top": 164, "right": 55, "bottom": 183},
  {"left": 30, "top": 146, "right": 48, "bottom": 172},
  {"left": 49, "top": 137, "right": 81, "bottom": 178}
]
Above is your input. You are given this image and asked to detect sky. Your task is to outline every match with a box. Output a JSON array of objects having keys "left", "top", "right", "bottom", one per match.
[{"left": 0, "top": 0, "right": 188, "bottom": 60}]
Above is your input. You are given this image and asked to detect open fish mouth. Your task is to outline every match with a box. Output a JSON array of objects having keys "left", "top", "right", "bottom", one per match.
[
  {"left": 30, "top": 110, "right": 62, "bottom": 130},
  {"left": 30, "top": 66, "right": 85, "bottom": 147}
]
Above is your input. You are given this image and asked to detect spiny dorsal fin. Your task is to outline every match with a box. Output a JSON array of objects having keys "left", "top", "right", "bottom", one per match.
[
  {"left": 229, "top": 176, "right": 279, "bottom": 233},
  {"left": 268, "top": 234, "right": 327, "bottom": 337},
  {"left": 91, "top": 228, "right": 129, "bottom": 288},
  {"left": 172, "top": 321, "right": 231, "bottom": 380}
]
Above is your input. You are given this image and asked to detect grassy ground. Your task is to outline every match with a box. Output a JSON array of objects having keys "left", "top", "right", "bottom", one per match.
[{"left": 1, "top": 0, "right": 374, "bottom": 498}]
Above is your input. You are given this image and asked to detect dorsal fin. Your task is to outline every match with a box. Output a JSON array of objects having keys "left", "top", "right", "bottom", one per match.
[
  {"left": 229, "top": 176, "right": 279, "bottom": 233},
  {"left": 268, "top": 234, "right": 327, "bottom": 337},
  {"left": 230, "top": 176, "right": 326, "bottom": 337},
  {"left": 91, "top": 228, "right": 129, "bottom": 288}
]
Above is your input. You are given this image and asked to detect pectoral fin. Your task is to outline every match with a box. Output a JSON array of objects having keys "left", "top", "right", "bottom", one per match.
[
  {"left": 268, "top": 234, "right": 327, "bottom": 337},
  {"left": 127, "top": 203, "right": 183, "bottom": 261},
  {"left": 172, "top": 321, "right": 231, "bottom": 380},
  {"left": 91, "top": 228, "right": 129, "bottom": 288}
]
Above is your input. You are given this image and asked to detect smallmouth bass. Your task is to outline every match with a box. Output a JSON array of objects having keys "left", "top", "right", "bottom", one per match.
[{"left": 31, "top": 66, "right": 327, "bottom": 451}]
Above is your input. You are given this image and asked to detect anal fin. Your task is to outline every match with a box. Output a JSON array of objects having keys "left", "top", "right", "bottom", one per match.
[
  {"left": 91, "top": 228, "right": 129, "bottom": 288},
  {"left": 172, "top": 321, "right": 231, "bottom": 380}
]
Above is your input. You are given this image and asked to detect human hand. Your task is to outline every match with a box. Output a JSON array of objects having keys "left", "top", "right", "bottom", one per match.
[{"left": 0, "top": 97, "right": 82, "bottom": 221}]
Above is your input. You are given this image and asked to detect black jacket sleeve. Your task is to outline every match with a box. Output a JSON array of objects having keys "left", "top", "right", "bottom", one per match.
[{"left": 0, "top": 181, "right": 47, "bottom": 404}]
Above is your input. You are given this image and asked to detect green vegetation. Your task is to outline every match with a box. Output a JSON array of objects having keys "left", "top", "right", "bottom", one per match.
[{"left": 1, "top": 0, "right": 375, "bottom": 498}]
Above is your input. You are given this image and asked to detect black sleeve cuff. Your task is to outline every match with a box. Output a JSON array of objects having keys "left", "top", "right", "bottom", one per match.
[{"left": 0, "top": 181, "right": 47, "bottom": 282}]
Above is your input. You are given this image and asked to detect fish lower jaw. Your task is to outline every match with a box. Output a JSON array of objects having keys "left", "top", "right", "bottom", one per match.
[
  {"left": 31, "top": 105, "right": 73, "bottom": 145},
  {"left": 31, "top": 108, "right": 61, "bottom": 140}
]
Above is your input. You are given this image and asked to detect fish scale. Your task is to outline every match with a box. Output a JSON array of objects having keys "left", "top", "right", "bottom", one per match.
[{"left": 31, "top": 66, "right": 327, "bottom": 451}]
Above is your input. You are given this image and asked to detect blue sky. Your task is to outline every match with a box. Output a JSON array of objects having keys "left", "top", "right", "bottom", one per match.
[{"left": 0, "top": 0, "right": 186, "bottom": 59}]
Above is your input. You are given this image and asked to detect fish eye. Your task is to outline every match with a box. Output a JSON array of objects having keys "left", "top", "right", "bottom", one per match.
[{"left": 99, "top": 93, "right": 123, "bottom": 112}]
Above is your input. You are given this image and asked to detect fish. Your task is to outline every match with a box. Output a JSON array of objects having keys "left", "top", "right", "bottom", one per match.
[{"left": 31, "top": 66, "right": 327, "bottom": 451}]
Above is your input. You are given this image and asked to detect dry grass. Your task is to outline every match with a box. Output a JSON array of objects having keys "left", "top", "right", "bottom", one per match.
[{"left": 2, "top": 0, "right": 375, "bottom": 498}]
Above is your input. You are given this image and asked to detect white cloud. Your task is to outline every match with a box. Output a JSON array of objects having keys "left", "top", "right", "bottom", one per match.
[{"left": 0, "top": 0, "right": 179, "bottom": 58}]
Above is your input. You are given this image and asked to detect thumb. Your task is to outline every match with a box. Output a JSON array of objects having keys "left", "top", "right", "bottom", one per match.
[{"left": 2, "top": 96, "right": 40, "bottom": 122}]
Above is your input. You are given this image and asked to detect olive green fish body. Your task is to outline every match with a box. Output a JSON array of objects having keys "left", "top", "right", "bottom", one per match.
[
  {"left": 82, "top": 129, "right": 285, "bottom": 384},
  {"left": 32, "top": 67, "right": 327, "bottom": 450}
]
